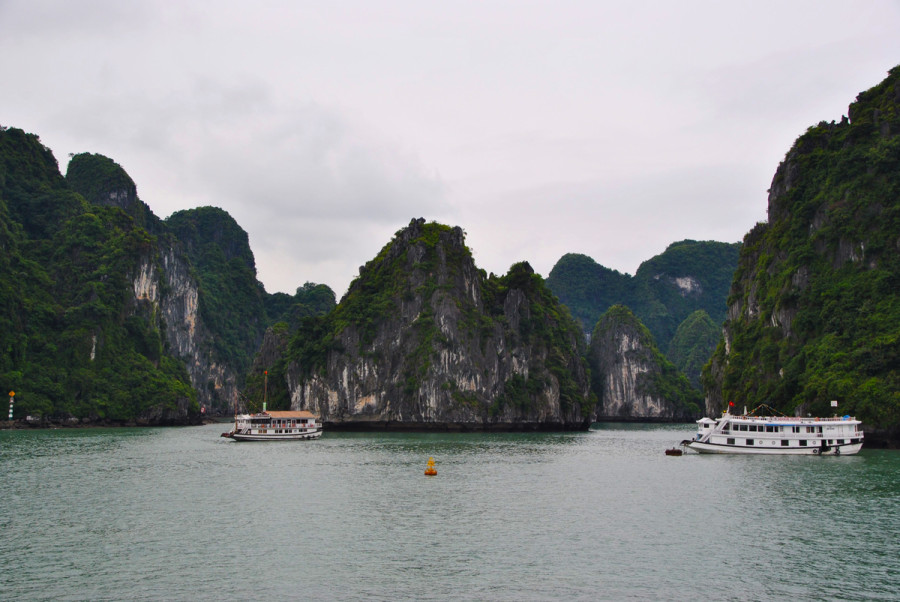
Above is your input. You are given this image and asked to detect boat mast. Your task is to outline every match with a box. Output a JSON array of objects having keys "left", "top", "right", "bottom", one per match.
[{"left": 263, "top": 370, "right": 268, "bottom": 413}]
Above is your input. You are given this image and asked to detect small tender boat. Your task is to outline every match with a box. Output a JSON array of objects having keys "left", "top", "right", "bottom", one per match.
[
  {"left": 222, "top": 410, "right": 322, "bottom": 441},
  {"left": 665, "top": 447, "right": 683, "bottom": 456},
  {"left": 683, "top": 406, "right": 863, "bottom": 455}
]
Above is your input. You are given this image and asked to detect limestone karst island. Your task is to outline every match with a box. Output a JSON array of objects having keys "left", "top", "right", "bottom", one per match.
[{"left": 1, "top": 66, "right": 898, "bottom": 445}]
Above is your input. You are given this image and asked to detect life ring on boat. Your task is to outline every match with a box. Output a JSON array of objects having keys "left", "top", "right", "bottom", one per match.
[{"left": 812, "top": 448, "right": 820, "bottom": 455}]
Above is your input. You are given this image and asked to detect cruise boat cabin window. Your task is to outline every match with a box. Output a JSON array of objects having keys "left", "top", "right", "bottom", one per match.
[
  {"left": 747, "top": 439, "right": 754, "bottom": 445},
  {"left": 727, "top": 438, "right": 735, "bottom": 445},
  {"left": 800, "top": 440, "right": 808, "bottom": 446},
  {"left": 781, "top": 439, "right": 789, "bottom": 446}
]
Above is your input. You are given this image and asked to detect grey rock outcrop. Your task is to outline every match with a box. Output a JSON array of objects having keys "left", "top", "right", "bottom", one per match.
[
  {"left": 589, "top": 305, "right": 700, "bottom": 421},
  {"left": 280, "top": 219, "right": 594, "bottom": 430},
  {"left": 130, "top": 243, "right": 239, "bottom": 415}
]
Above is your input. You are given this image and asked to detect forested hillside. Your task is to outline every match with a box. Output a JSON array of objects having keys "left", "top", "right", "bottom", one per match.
[
  {"left": 0, "top": 127, "right": 196, "bottom": 422},
  {"left": 0, "top": 127, "right": 334, "bottom": 423},
  {"left": 704, "top": 66, "right": 900, "bottom": 436},
  {"left": 546, "top": 240, "right": 739, "bottom": 384}
]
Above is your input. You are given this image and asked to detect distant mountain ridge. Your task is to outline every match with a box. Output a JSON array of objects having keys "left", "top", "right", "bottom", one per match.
[
  {"left": 546, "top": 240, "right": 740, "bottom": 386},
  {"left": 547, "top": 241, "right": 740, "bottom": 343}
]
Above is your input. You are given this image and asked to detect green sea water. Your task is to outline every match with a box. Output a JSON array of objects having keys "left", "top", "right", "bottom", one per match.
[{"left": 1, "top": 422, "right": 897, "bottom": 601}]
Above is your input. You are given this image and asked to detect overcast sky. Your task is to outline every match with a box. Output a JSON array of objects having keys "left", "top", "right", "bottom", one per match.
[{"left": 1, "top": 1, "right": 898, "bottom": 296}]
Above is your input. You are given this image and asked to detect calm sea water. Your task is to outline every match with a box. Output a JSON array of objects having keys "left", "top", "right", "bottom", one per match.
[{"left": 1, "top": 422, "right": 897, "bottom": 601}]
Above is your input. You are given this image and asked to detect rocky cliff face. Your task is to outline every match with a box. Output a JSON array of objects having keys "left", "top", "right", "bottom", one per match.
[
  {"left": 2, "top": 133, "right": 334, "bottom": 425},
  {"left": 276, "top": 219, "right": 594, "bottom": 430},
  {"left": 589, "top": 305, "right": 700, "bottom": 421},
  {"left": 704, "top": 66, "right": 900, "bottom": 435},
  {"left": 67, "top": 154, "right": 247, "bottom": 416},
  {"left": 131, "top": 245, "right": 239, "bottom": 414}
]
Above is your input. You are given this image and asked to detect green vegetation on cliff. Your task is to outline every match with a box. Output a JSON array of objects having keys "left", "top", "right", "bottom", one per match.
[
  {"left": 1, "top": 127, "right": 336, "bottom": 421},
  {"left": 485, "top": 261, "right": 594, "bottom": 417},
  {"left": 166, "top": 206, "right": 267, "bottom": 377},
  {"left": 265, "top": 282, "right": 336, "bottom": 328},
  {"left": 544, "top": 253, "right": 629, "bottom": 333},
  {"left": 630, "top": 240, "right": 740, "bottom": 348},
  {"left": 0, "top": 127, "right": 196, "bottom": 421},
  {"left": 667, "top": 310, "right": 720, "bottom": 388},
  {"left": 547, "top": 241, "right": 738, "bottom": 403},
  {"left": 66, "top": 153, "right": 163, "bottom": 234},
  {"left": 705, "top": 66, "right": 900, "bottom": 430}
]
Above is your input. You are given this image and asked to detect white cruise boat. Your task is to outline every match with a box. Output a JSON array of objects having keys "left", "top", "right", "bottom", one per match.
[
  {"left": 684, "top": 409, "right": 863, "bottom": 455},
  {"left": 222, "top": 410, "right": 322, "bottom": 441}
]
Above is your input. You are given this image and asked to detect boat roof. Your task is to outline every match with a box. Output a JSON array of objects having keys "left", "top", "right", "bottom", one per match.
[{"left": 245, "top": 410, "right": 316, "bottom": 418}]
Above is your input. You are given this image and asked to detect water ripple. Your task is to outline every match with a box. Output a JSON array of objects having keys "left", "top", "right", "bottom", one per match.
[{"left": 0, "top": 423, "right": 897, "bottom": 601}]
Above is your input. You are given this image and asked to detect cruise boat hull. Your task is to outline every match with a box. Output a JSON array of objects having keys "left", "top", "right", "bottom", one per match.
[
  {"left": 687, "top": 440, "right": 862, "bottom": 455},
  {"left": 228, "top": 429, "right": 322, "bottom": 442}
]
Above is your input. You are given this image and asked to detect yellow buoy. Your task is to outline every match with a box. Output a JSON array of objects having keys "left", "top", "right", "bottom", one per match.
[{"left": 424, "top": 456, "right": 437, "bottom": 476}]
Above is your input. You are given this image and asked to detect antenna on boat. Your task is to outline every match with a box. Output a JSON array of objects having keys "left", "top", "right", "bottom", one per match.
[{"left": 263, "top": 370, "right": 268, "bottom": 414}]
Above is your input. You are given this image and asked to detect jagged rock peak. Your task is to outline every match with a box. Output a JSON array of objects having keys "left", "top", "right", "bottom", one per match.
[
  {"left": 66, "top": 152, "right": 163, "bottom": 234},
  {"left": 66, "top": 153, "right": 136, "bottom": 206},
  {"left": 352, "top": 217, "right": 467, "bottom": 282},
  {"left": 279, "top": 218, "right": 594, "bottom": 430},
  {"left": 767, "top": 64, "right": 900, "bottom": 225}
]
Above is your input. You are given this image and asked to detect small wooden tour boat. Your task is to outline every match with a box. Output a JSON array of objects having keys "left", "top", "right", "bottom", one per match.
[{"left": 221, "top": 370, "right": 322, "bottom": 441}]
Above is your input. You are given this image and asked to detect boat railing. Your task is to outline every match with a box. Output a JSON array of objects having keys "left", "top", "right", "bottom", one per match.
[{"left": 730, "top": 415, "right": 855, "bottom": 422}]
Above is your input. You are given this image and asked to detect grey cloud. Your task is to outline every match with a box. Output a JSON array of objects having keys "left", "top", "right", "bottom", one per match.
[{"left": 1, "top": 0, "right": 897, "bottom": 296}]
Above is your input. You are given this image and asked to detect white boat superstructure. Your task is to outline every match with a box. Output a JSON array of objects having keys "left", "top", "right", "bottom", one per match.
[
  {"left": 222, "top": 410, "right": 322, "bottom": 441},
  {"left": 685, "top": 412, "right": 863, "bottom": 455}
]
